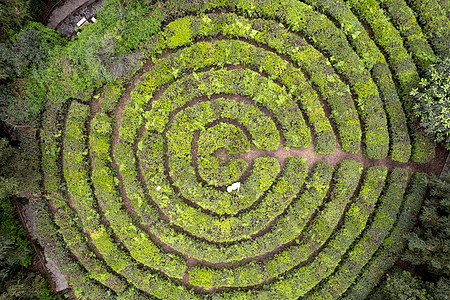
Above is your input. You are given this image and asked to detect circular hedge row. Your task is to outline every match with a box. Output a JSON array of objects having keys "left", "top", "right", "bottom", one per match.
[{"left": 35, "top": 0, "right": 449, "bottom": 299}]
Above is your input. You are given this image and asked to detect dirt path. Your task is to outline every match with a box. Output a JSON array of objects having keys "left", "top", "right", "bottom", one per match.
[{"left": 238, "top": 140, "right": 447, "bottom": 176}]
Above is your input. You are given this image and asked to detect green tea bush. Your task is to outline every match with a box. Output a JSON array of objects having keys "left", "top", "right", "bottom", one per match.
[
  {"left": 406, "top": 0, "right": 450, "bottom": 58},
  {"left": 306, "top": 167, "right": 408, "bottom": 299},
  {"left": 31, "top": 0, "right": 446, "bottom": 298},
  {"left": 344, "top": 172, "right": 428, "bottom": 299},
  {"left": 346, "top": 0, "right": 435, "bottom": 162}
]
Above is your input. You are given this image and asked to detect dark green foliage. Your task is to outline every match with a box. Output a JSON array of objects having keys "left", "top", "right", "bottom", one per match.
[
  {"left": 63, "top": 0, "right": 160, "bottom": 84},
  {"left": 0, "top": 22, "right": 66, "bottom": 80},
  {"left": 370, "top": 268, "right": 435, "bottom": 300},
  {"left": 0, "top": 138, "right": 18, "bottom": 199},
  {"left": 0, "top": 196, "right": 56, "bottom": 300},
  {"left": 0, "top": 197, "right": 46, "bottom": 300},
  {"left": 0, "top": 198, "right": 31, "bottom": 267},
  {"left": 0, "top": 0, "right": 30, "bottom": 41},
  {"left": 93, "top": 0, "right": 161, "bottom": 54},
  {"left": 0, "top": 136, "right": 38, "bottom": 199},
  {"left": 412, "top": 58, "right": 450, "bottom": 149},
  {"left": 0, "top": 22, "right": 65, "bottom": 132},
  {"left": 403, "top": 173, "right": 450, "bottom": 277}
]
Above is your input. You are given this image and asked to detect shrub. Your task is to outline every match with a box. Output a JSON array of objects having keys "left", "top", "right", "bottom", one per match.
[
  {"left": 0, "top": 196, "right": 56, "bottom": 300},
  {"left": 369, "top": 268, "right": 435, "bottom": 300},
  {"left": 344, "top": 172, "right": 428, "bottom": 299},
  {"left": 29, "top": 0, "right": 450, "bottom": 298},
  {"left": 411, "top": 58, "right": 450, "bottom": 149},
  {"left": 0, "top": 22, "right": 66, "bottom": 80},
  {"left": 403, "top": 173, "right": 450, "bottom": 277}
]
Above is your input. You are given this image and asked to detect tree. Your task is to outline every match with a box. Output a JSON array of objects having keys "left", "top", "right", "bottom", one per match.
[
  {"left": 411, "top": 58, "right": 450, "bottom": 149},
  {"left": 369, "top": 267, "right": 435, "bottom": 300},
  {"left": 403, "top": 174, "right": 450, "bottom": 277},
  {"left": 0, "top": 22, "right": 66, "bottom": 80},
  {"left": 0, "top": 138, "right": 56, "bottom": 299},
  {"left": 0, "top": 0, "right": 30, "bottom": 41},
  {"left": 400, "top": 173, "right": 450, "bottom": 300}
]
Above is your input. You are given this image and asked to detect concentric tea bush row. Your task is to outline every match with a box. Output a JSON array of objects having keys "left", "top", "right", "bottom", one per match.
[
  {"left": 142, "top": 12, "right": 389, "bottom": 159},
  {"left": 344, "top": 172, "right": 428, "bottom": 299},
  {"left": 188, "top": 160, "right": 362, "bottom": 289},
  {"left": 34, "top": 0, "right": 448, "bottom": 298},
  {"left": 305, "top": 167, "right": 409, "bottom": 299},
  {"left": 140, "top": 111, "right": 282, "bottom": 216}
]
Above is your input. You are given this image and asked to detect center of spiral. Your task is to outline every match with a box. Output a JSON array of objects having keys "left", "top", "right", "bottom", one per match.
[
  {"left": 196, "top": 122, "right": 250, "bottom": 187},
  {"left": 213, "top": 148, "right": 231, "bottom": 165}
]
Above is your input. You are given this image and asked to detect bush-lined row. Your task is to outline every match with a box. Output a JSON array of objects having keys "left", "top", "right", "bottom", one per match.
[
  {"left": 141, "top": 53, "right": 311, "bottom": 149},
  {"left": 132, "top": 138, "right": 333, "bottom": 263},
  {"left": 377, "top": 0, "right": 437, "bottom": 72},
  {"left": 33, "top": 198, "right": 130, "bottom": 300},
  {"left": 298, "top": 0, "right": 411, "bottom": 162},
  {"left": 63, "top": 102, "right": 137, "bottom": 293},
  {"left": 117, "top": 68, "right": 315, "bottom": 242},
  {"left": 139, "top": 155, "right": 332, "bottom": 263},
  {"left": 62, "top": 103, "right": 187, "bottom": 280},
  {"left": 156, "top": 0, "right": 439, "bottom": 161},
  {"left": 343, "top": 172, "right": 428, "bottom": 299},
  {"left": 143, "top": 13, "right": 369, "bottom": 155},
  {"left": 233, "top": 9, "right": 407, "bottom": 160},
  {"left": 37, "top": 88, "right": 144, "bottom": 300},
  {"left": 165, "top": 94, "right": 280, "bottom": 154},
  {"left": 39, "top": 101, "right": 135, "bottom": 299},
  {"left": 166, "top": 98, "right": 281, "bottom": 215},
  {"left": 248, "top": 1, "right": 390, "bottom": 159},
  {"left": 231, "top": 5, "right": 391, "bottom": 158},
  {"left": 212, "top": 161, "right": 388, "bottom": 298},
  {"left": 144, "top": 18, "right": 341, "bottom": 154},
  {"left": 346, "top": 0, "right": 435, "bottom": 162},
  {"left": 147, "top": 152, "right": 307, "bottom": 242},
  {"left": 188, "top": 160, "right": 362, "bottom": 289},
  {"left": 305, "top": 167, "right": 409, "bottom": 299},
  {"left": 35, "top": 1, "right": 440, "bottom": 297},
  {"left": 140, "top": 122, "right": 280, "bottom": 216},
  {"left": 143, "top": 13, "right": 364, "bottom": 154},
  {"left": 89, "top": 112, "right": 199, "bottom": 299},
  {"left": 406, "top": 0, "right": 450, "bottom": 58},
  {"left": 89, "top": 109, "right": 366, "bottom": 298}
]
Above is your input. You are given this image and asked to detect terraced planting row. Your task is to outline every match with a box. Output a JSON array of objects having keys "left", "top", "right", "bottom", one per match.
[{"left": 35, "top": 0, "right": 448, "bottom": 298}]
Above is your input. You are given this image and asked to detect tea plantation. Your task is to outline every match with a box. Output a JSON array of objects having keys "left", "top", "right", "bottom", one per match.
[{"left": 27, "top": 0, "right": 450, "bottom": 298}]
